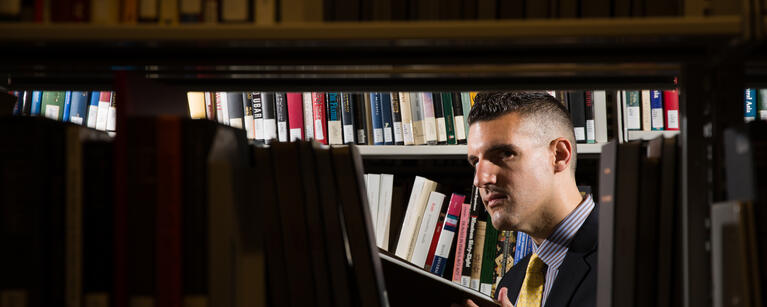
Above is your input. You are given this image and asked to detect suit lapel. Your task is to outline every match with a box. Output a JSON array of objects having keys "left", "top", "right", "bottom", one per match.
[
  {"left": 504, "top": 255, "right": 530, "bottom": 303},
  {"left": 543, "top": 204, "right": 598, "bottom": 307}
]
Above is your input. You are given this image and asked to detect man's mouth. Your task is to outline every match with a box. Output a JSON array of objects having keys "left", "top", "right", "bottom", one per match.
[{"left": 486, "top": 192, "right": 508, "bottom": 209}]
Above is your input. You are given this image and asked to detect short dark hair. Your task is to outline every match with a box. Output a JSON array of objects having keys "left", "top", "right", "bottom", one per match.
[{"left": 467, "top": 91, "right": 578, "bottom": 172}]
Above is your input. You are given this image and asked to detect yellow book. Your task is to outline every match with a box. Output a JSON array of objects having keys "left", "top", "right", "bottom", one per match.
[
  {"left": 470, "top": 92, "right": 478, "bottom": 106},
  {"left": 187, "top": 92, "right": 207, "bottom": 119}
]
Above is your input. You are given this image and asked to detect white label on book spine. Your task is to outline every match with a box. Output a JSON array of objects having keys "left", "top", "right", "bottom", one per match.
[
  {"left": 303, "top": 93, "right": 314, "bottom": 139},
  {"left": 373, "top": 128, "right": 383, "bottom": 143},
  {"left": 470, "top": 279, "right": 480, "bottom": 291},
  {"left": 44, "top": 105, "right": 60, "bottom": 120},
  {"left": 423, "top": 117, "right": 437, "bottom": 143},
  {"left": 96, "top": 102, "right": 110, "bottom": 131},
  {"left": 264, "top": 119, "right": 277, "bottom": 142},
  {"left": 667, "top": 110, "right": 679, "bottom": 129},
  {"left": 454, "top": 116, "right": 466, "bottom": 140},
  {"left": 71, "top": 116, "right": 84, "bottom": 125},
  {"left": 343, "top": 125, "right": 354, "bottom": 143},
  {"left": 760, "top": 110, "right": 767, "bottom": 120},
  {"left": 574, "top": 127, "right": 586, "bottom": 141},
  {"left": 461, "top": 276, "right": 471, "bottom": 288},
  {"left": 290, "top": 128, "right": 302, "bottom": 141},
  {"left": 651, "top": 109, "right": 664, "bottom": 129},
  {"left": 357, "top": 130, "right": 366, "bottom": 143},
  {"left": 230, "top": 117, "right": 243, "bottom": 129},
  {"left": 328, "top": 121, "right": 342, "bottom": 145},
  {"left": 436, "top": 118, "right": 447, "bottom": 142},
  {"left": 87, "top": 105, "right": 99, "bottom": 128},
  {"left": 383, "top": 126, "right": 393, "bottom": 143},
  {"left": 254, "top": 118, "right": 264, "bottom": 140},
  {"left": 402, "top": 122, "right": 414, "bottom": 145},
  {"left": 586, "top": 120, "right": 595, "bottom": 142},
  {"left": 106, "top": 107, "right": 117, "bottom": 131},
  {"left": 314, "top": 119, "right": 325, "bottom": 140},
  {"left": 480, "top": 284, "right": 492, "bottom": 296},
  {"left": 277, "top": 122, "right": 288, "bottom": 142},
  {"left": 627, "top": 106, "right": 641, "bottom": 130},
  {"left": 244, "top": 115, "right": 255, "bottom": 139},
  {"left": 393, "top": 122, "right": 403, "bottom": 143}
]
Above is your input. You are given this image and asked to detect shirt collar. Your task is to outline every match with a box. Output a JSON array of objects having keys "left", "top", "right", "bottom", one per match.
[{"left": 531, "top": 194, "right": 595, "bottom": 269}]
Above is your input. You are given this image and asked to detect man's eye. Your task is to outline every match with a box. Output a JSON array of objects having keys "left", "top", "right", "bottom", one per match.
[{"left": 504, "top": 150, "right": 514, "bottom": 157}]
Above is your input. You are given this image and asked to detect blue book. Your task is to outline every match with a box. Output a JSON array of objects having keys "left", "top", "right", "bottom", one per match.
[
  {"left": 30, "top": 91, "right": 43, "bottom": 116},
  {"left": 69, "top": 91, "right": 90, "bottom": 125},
  {"left": 650, "top": 90, "right": 664, "bottom": 130},
  {"left": 11, "top": 91, "right": 22, "bottom": 116},
  {"left": 86, "top": 91, "right": 101, "bottom": 128},
  {"left": 61, "top": 91, "right": 72, "bottom": 122},
  {"left": 513, "top": 232, "right": 533, "bottom": 265},
  {"left": 380, "top": 93, "right": 394, "bottom": 145},
  {"left": 745, "top": 88, "right": 757, "bottom": 122},
  {"left": 325, "top": 92, "right": 343, "bottom": 145},
  {"left": 369, "top": 93, "right": 384, "bottom": 145}
]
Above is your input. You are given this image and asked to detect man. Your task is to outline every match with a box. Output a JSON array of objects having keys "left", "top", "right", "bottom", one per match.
[{"left": 463, "top": 92, "right": 597, "bottom": 307}]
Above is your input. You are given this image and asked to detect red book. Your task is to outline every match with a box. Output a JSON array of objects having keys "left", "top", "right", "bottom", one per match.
[
  {"left": 452, "top": 203, "right": 472, "bottom": 282},
  {"left": 663, "top": 90, "right": 679, "bottom": 130},
  {"left": 312, "top": 93, "right": 328, "bottom": 144},
  {"left": 287, "top": 93, "right": 304, "bottom": 141},
  {"left": 425, "top": 217, "right": 444, "bottom": 270},
  {"left": 156, "top": 117, "right": 182, "bottom": 307},
  {"left": 205, "top": 92, "right": 216, "bottom": 121}
]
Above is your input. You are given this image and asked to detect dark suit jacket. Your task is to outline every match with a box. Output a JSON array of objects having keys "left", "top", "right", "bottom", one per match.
[{"left": 494, "top": 203, "right": 598, "bottom": 307}]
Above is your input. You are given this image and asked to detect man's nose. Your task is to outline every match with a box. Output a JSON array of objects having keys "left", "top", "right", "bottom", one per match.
[{"left": 473, "top": 159, "right": 497, "bottom": 188}]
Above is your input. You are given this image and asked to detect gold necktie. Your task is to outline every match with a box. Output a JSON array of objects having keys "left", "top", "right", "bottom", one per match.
[{"left": 517, "top": 253, "right": 545, "bottom": 307}]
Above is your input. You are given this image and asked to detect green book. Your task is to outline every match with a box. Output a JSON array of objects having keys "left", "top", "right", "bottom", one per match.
[
  {"left": 758, "top": 89, "right": 767, "bottom": 120},
  {"left": 479, "top": 219, "right": 499, "bottom": 296},
  {"left": 442, "top": 92, "right": 456, "bottom": 145},
  {"left": 626, "top": 90, "right": 641, "bottom": 130},
  {"left": 40, "top": 91, "right": 66, "bottom": 120}
]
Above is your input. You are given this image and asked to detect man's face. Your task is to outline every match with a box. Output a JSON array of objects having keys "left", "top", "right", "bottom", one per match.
[{"left": 467, "top": 112, "right": 554, "bottom": 233}]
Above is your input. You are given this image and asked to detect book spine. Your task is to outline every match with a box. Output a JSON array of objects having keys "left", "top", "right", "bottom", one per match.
[
  {"left": 568, "top": 91, "right": 586, "bottom": 143},
  {"left": 663, "top": 90, "right": 680, "bottom": 130},
  {"left": 421, "top": 92, "right": 438, "bottom": 144},
  {"left": 641, "top": 90, "right": 652, "bottom": 131},
  {"left": 93, "top": 92, "right": 111, "bottom": 130},
  {"left": 442, "top": 92, "right": 456, "bottom": 144},
  {"left": 470, "top": 219, "right": 486, "bottom": 291},
  {"left": 626, "top": 90, "right": 641, "bottom": 130},
  {"left": 312, "top": 92, "right": 327, "bottom": 144},
  {"left": 410, "top": 92, "right": 425, "bottom": 145},
  {"left": 394, "top": 177, "right": 426, "bottom": 259},
  {"left": 226, "top": 92, "right": 245, "bottom": 129},
  {"left": 204, "top": 92, "right": 216, "bottom": 121},
  {"left": 364, "top": 93, "right": 374, "bottom": 145},
  {"left": 390, "top": 92, "right": 404, "bottom": 145},
  {"left": 354, "top": 93, "right": 368, "bottom": 144},
  {"left": 86, "top": 91, "right": 99, "bottom": 128},
  {"left": 433, "top": 93, "right": 447, "bottom": 144},
  {"left": 425, "top": 218, "right": 444, "bottom": 271},
  {"left": 369, "top": 93, "right": 384, "bottom": 145},
  {"left": 380, "top": 93, "right": 395, "bottom": 145},
  {"left": 242, "top": 93, "right": 255, "bottom": 139},
  {"left": 585, "top": 91, "right": 596, "bottom": 144},
  {"left": 452, "top": 92, "right": 467, "bottom": 144},
  {"left": 495, "top": 231, "right": 512, "bottom": 294},
  {"left": 214, "top": 92, "right": 225, "bottom": 124},
  {"left": 275, "top": 92, "right": 289, "bottom": 142},
  {"left": 69, "top": 91, "right": 89, "bottom": 125},
  {"left": 261, "top": 92, "right": 278, "bottom": 143},
  {"left": 217, "top": 92, "right": 230, "bottom": 125},
  {"left": 461, "top": 187, "right": 481, "bottom": 287},
  {"left": 251, "top": 92, "right": 265, "bottom": 142},
  {"left": 20, "top": 90, "right": 32, "bottom": 115},
  {"left": 479, "top": 222, "right": 498, "bottom": 296},
  {"left": 513, "top": 232, "right": 532, "bottom": 264},
  {"left": 431, "top": 193, "right": 465, "bottom": 277},
  {"left": 411, "top": 191, "right": 446, "bottom": 267},
  {"left": 398, "top": 92, "right": 415, "bottom": 145},
  {"left": 745, "top": 88, "right": 757, "bottom": 122},
  {"left": 302, "top": 92, "right": 314, "bottom": 140},
  {"left": 452, "top": 202, "right": 471, "bottom": 283},
  {"left": 29, "top": 90, "right": 42, "bottom": 116},
  {"left": 340, "top": 93, "right": 356, "bottom": 144},
  {"left": 326, "top": 92, "right": 343, "bottom": 145},
  {"left": 287, "top": 92, "right": 304, "bottom": 141},
  {"left": 650, "top": 90, "right": 664, "bottom": 130},
  {"left": 759, "top": 89, "right": 767, "bottom": 120},
  {"left": 107, "top": 93, "right": 117, "bottom": 133},
  {"left": 593, "top": 91, "right": 608, "bottom": 143},
  {"left": 62, "top": 91, "right": 72, "bottom": 122},
  {"left": 41, "top": 91, "right": 61, "bottom": 120}
]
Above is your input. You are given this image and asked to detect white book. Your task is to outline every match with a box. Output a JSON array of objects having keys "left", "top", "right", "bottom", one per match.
[
  {"left": 641, "top": 90, "right": 652, "bottom": 131},
  {"left": 376, "top": 174, "right": 394, "bottom": 250},
  {"left": 593, "top": 91, "right": 608, "bottom": 143},
  {"left": 420, "top": 93, "right": 438, "bottom": 145},
  {"left": 87, "top": 102, "right": 99, "bottom": 128},
  {"left": 410, "top": 92, "right": 425, "bottom": 145},
  {"left": 106, "top": 105, "right": 117, "bottom": 132},
  {"left": 395, "top": 176, "right": 426, "bottom": 259},
  {"left": 302, "top": 93, "right": 314, "bottom": 140},
  {"left": 365, "top": 174, "right": 381, "bottom": 232},
  {"left": 617, "top": 91, "right": 625, "bottom": 143},
  {"left": 95, "top": 93, "right": 111, "bottom": 131},
  {"left": 188, "top": 92, "right": 206, "bottom": 119},
  {"left": 398, "top": 92, "right": 415, "bottom": 145},
  {"left": 218, "top": 92, "right": 230, "bottom": 126},
  {"left": 404, "top": 179, "right": 438, "bottom": 261},
  {"left": 410, "top": 191, "right": 446, "bottom": 268}
]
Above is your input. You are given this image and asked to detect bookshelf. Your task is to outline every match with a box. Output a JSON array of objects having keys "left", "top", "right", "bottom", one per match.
[
  {"left": 626, "top": 130, "right": 681, "bottom": 141},
  {"left": 1, "top": 7, "right": 762, "bottom": 307}
]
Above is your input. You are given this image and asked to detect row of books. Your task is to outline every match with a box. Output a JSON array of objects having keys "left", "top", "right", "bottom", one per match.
[
  {"left": 188, "top": 90, "right": 614, "bottom": 146},
  {"left": 0, "top": 0, "right": 685, "bottom": 24},
  {"left": 10, "top": 90, "right": 117, "bottom": 133},
  {"left": 744, "top": 89, "right": 767, "bottom": 122},
  {"left": 364, "top": 172, "right": 539, "bottom": 296},
  {"left": 619, "top": 89, "right": 680, "bottom": 132}
]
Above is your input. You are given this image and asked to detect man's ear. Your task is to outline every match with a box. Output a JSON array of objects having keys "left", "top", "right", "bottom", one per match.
[{"left": 550, "top": 137, "right": 573, "bottom": 174}]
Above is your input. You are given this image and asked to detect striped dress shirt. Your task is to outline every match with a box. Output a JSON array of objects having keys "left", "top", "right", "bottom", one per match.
[{"left": 521, "top": 194, "right": 595, "bottom": 307}]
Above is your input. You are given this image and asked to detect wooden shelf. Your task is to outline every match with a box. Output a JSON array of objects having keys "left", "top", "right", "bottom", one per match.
[
  {"left": 358, "top": 143, "right": 604, "bottom": 158},
  {"left": 626, "top": 130, "right": 680, "bottom": 141}
]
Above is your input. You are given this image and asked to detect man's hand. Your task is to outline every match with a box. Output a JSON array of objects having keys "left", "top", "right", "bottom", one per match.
[{"left": 452, "top": 287, "right": 514, "bottom": 307}]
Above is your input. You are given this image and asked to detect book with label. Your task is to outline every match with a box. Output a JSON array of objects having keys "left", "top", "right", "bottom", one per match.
[
  {"left": 421, "top": 92, "right": 438, "bottom": 145},
  {"left": 745, "top": 89, "right": 757, "bottom": 122},
  {"left": 312, "top": 92, "right": 328, "bottom": 144},
  {"left": 69, "top": 91, "right": 89, "bottom": 125},
  {"left": 452, "top": 201, "right": 472, "bottom": 283},
  {"left": 275, "top": 93, "right": 289, "bottom": 142},
  {"left": 641, "top": 90, "right": 652, "bottom": 131},
  {"left": 41, "top": 91, "right": 66, "bottom": 121},
  {"left": 226, "top": 92, "right": 245, "bottom": 129},
  {"left": 287, "top": 92, "right": 304, "bottom": 141},
  {"left": 242, "top": 93, "right": 255, "bottom": 139},
  {"left": 663, "top": 90, "right": 680, "bottom": 130},
  {"left": 390, "top": 93, "right": 404, "bottom": 145},
  {"left": 302, "top": 93, "right": 314, "bottom": 140},
  {"left": 461, "top": 187, "right": 484, "bottom": 288},
  {"left": 411, "top": 191, "right": 446, "bottom": 268},
  {"left": 568, "top": 91, "right": 587, "bottom": 143},
  {"left": 432, "top": 93, "right": 448, "bottom": 144},
  {"left": 650, "top": 90, "right": 664, "bottom": 130},
  {"left": 585, "top": 91, "right": 596, "bottom": 144},
  {"left": 354, "top": 93, "right": 368, "bottom": 145},
  {"left": 61, "top": 91, "right": 71, "bottom": 123},
  {"left": 441, "top": 93, "right": 457, "bottom": 145},
  {"left": 380, "top": 93, "right": 395, "bottom": 145},
  {"left": 398, "top": 92, "right": 415, "bottom": 145},
  {"left": 340, "top": 93, "right": 356, "bottom": 144},
  {"left": 394, "top": 176, "right": 437, "bottom": 261},
  {"left": 431, "top": 193, "right": 465, "bottom": 277},
  {"left": 326, "top": 92, "right": 343, "bottom": 145},
  {"left": 451, "top": 92, "right": 467, "bottom": 144},
  {"left": 249, "top": 92, "right": 265, "bottom": 143},
  {"left": 410, "top": 92, "right": 426, "bottom": 145},
  {"left": 261, "top": 92, "right": 278, "bottom": 143},
  {"left": 369, "top": 93, "right": 385, "bottom": 145},
  {"left": 625, "top": 91, "right": 641, "bottom": 130}
]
